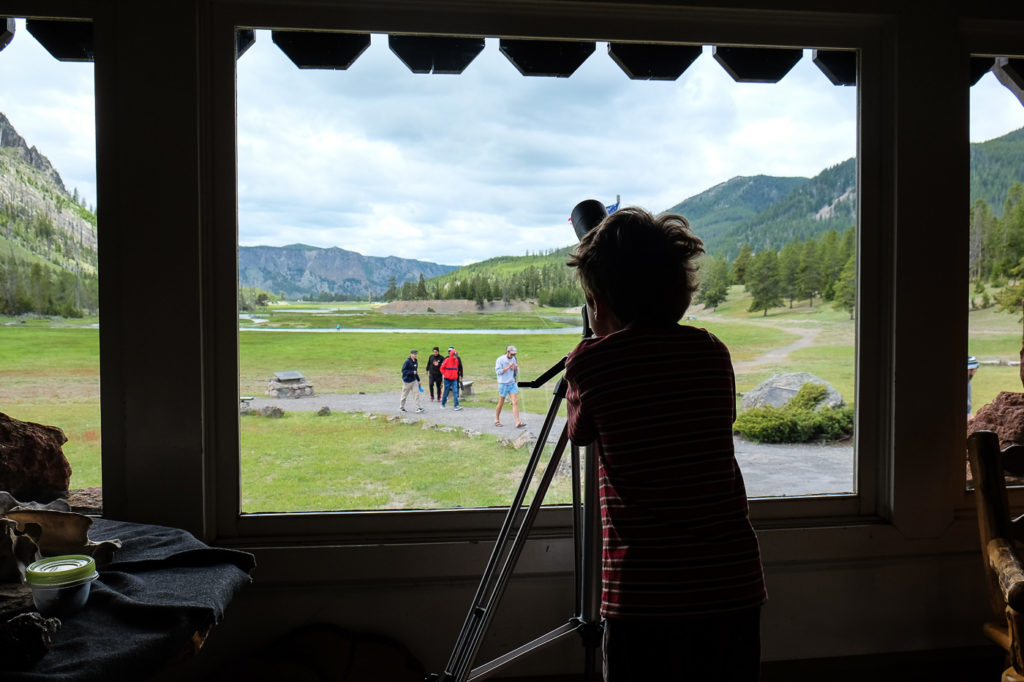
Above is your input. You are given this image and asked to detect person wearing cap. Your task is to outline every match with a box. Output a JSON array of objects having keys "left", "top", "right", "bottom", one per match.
[
  {"left": 495, "top": 345, "right": 526, "bottom": 428},
  {"left": 968, "top": 355, "right": 980, "bottom": 419},
  {"left": 439, "top": 346, "right": 463, "bottom": 410},
  {"left": 427, "top": 346, "right": 444, "bottom": 402},
  {"left": 400, "top": 349, "right": 423, "bottom": 413}
]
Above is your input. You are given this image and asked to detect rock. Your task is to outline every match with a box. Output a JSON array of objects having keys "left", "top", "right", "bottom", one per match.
[
  {"left": 0, "top": 413, "right": 72, "bottom": 503},
  {"left": 498, "top": 431, "right": 534, "bottom": 449},
  {"left": 66, "top": 487, "right": 103, "bottom": 515},
  {"left": 0, "top": 612, "right": 61, "bottom": 671},
  {"left": 260, "top": 406, "right": 285, "bottom": 418},
  {"left": 739, "top": 373, "right": 844, "bottom": 411},
  {"left": 316, "top": 406, "right": 331, "bottom": 416},
  {"left": 511, "top": 431, "right": 533, "bottom": 449},
  {"left": 969, "top": 392, "right": 1024, "bottom": 449}
]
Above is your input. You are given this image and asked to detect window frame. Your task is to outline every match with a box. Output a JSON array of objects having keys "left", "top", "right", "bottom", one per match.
[
  {"left": 959, "top": 26, "right": 1024, "bottom": 514},
  {"left": 203, "top": 1, "right": 890, "bottom": 543}
]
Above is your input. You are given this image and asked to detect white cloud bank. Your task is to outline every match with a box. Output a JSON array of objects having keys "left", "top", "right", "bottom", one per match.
[{"left": 2, "top": 21, "right": 1021, "bottom": 265}]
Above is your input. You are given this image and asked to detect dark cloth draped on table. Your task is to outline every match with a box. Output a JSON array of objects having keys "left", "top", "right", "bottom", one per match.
[{"left": 8, "top": 517, "right": 255, "bottom": 681}]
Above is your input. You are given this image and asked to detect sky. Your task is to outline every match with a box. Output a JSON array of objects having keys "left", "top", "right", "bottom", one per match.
[{"left": 1, "top": 19, "right": 1022, "bottom": 265}]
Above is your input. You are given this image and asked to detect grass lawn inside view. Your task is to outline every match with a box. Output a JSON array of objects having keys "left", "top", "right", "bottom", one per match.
[{"left": 3, "top": 286, "right": 1019, "bottom": 511}]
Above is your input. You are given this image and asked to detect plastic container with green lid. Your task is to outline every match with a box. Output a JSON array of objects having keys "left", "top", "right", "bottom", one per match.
[{"left": 25, "top": 555, "right": 99, "bottom": 616}]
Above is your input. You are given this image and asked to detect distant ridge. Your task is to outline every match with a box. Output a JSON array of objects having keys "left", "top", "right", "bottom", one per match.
[
  {"left": 238, "top": 244, "right": 458, "bottom": 299},
  {"left": 673, "top": 126, "right": 1024, "bottom": 258}
]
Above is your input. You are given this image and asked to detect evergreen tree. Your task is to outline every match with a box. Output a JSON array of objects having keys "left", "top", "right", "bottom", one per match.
[
  {"left": 988, "top": 184, "right": 1024, "bottom": 281},
  {"left": 778, "top": 241, "right": 801, "bottom": 307},
  {"left": 699, "top": 255, "right": 731, "bottom": 311},
  {"left": 833, "top": 254, "right": 856, "bottom": 319},
  {"left": 840, "top": 226, "right": 855, "bottom": 264},
  {"left": 796, "top": 240, "right": 822, "bottom": 306},
  {"left": 970, "top": 198, "right": 995, "bottom": 280},
  {"left": 746, "top": 250, "right": 783, "bottom": 316},
  {"left": 732, "top": 244, "right": 752, "bottom": 285},
  {"left": 416, "top": 273, "right": 428, "bottom": 299},
  {"left": 817, "top": 229, "right": 842, "bottom": 301},
  {"left": 383, "top": 276, "right": 398, "bottom": 301}
]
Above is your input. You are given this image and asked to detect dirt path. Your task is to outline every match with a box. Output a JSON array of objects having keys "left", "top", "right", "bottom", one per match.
[
  {"left": 246, "top": 390, "right": 854, "bottom": 497},
  {"left": 731, "top": 324, "right": 822, "bottom": 371}
]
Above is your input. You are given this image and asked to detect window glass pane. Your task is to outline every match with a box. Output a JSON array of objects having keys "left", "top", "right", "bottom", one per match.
[
  {"left": 967, "top": 59, "right": 1024, "bottom": 488},
  {"left": 237, "top": 30, "right": 857, "bottom": 512},
  {"left": 0, "top": 18, "right": 100, "bottom": 510}
]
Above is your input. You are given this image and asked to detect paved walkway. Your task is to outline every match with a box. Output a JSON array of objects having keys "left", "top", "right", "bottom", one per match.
[{"left": 246, "top": 392, "right": 855, "bottom": 498}]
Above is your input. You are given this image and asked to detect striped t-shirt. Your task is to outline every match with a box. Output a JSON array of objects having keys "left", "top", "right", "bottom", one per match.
[{"left": 565, "top": 323, "right": 766, "bottom": 618}]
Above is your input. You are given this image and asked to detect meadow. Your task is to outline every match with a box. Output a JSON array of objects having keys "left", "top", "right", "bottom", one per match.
[{"left": 2, "top": 286, "right": 1020, "bottom": 511}]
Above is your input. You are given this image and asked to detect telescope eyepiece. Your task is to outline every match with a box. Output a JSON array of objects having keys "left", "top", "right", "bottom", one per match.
[{"left": 570, "top": 200, "right": 608, "bottom": 242}]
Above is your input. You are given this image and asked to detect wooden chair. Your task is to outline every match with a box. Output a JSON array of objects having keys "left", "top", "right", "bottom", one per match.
[{"left": 967, "top": 430, "right": 1024, "bottom": 681}]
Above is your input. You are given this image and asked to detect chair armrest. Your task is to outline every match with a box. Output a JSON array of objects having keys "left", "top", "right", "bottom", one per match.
[{"left": 988, "top": 537, "right": 1024, "bottom": 612}]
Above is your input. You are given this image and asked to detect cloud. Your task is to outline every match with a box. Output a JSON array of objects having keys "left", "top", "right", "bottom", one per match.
[
  {"left": 0, "top": 20, "right": 96, "bottom": 206},
  {"left": 237, "top": 36, "right": 862, "bottom": 262},
  {"left": 3, "top": 21, "right": 1022, "bottom": 266}
]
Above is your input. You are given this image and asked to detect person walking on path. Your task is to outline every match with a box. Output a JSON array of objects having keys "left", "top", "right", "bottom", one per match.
[
  {"left": 494, "top": 345, "right": 526, "bottom": 428},
  {"left": 427, "top": 346, "right": 444, "bottom": 401},
  {"left": 400, "top": 349, "right": 424, "bottom": 413},
  {"left": 440, "top": 346, "right": 463, "bottom": 410}
]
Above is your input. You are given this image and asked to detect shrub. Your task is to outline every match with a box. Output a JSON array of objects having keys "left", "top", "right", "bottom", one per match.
[{"left": 734, "top": 383, "right": 853, "bottom": 444}]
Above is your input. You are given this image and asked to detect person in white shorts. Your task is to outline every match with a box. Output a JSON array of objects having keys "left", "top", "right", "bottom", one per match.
[{"left": 494, "top": 345, "right": 525, "bottom": 428}]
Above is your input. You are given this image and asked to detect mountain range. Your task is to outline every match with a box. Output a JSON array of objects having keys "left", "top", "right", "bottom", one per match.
[
  {"left": 3, "top": 111, "right": 1023, "bottom": 303},
  {"left": 239, "top": 244, "right": 457, "bottom": 299}
]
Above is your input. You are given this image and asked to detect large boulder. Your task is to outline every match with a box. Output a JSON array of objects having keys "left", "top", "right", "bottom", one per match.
[
  {"left": 0, "top": 413, "right": 71, "bottom": 503},
  {"left": 740, "top": 372, "right": 844, "bottom": 411},
  {"left": 969, "top": 391, "right": 1024, "bottom": 449}
]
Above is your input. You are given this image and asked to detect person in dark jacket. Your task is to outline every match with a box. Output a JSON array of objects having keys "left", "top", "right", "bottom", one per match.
[
  {"left": 427, "top": 346, "right": 444, "bottom": 401},
  {"left": 400, "top": 349, "right": 423, "bottom": 413}
]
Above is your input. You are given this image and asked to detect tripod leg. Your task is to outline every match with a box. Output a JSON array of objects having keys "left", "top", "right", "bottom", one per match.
[
  {"left": 435, "top": 380, "right": 570, "bottom": 682},
  {"left": 580, "top": 443, "right": 604, "bottom": 681}
]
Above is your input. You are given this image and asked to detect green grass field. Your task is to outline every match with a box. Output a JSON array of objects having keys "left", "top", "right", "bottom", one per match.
[
  {"left": 2, "top": 289, "right": 1019, "bottom": 510},
  {"left": 241, "top": 411, "right": 572, "bottom": 511}
]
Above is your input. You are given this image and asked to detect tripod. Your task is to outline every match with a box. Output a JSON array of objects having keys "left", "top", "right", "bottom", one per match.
[{"left": 427, "top": 321, "right": 603, "bottom": 682}]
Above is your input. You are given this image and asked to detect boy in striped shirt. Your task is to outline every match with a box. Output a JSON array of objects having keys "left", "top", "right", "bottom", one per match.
[{"left": 565, "top": 207, "right": 766, "bottom": 681}]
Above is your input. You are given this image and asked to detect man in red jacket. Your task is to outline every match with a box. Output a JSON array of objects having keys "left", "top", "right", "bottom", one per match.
[{"left": 439, "top": 346, "right": 463, "bottom": 411}]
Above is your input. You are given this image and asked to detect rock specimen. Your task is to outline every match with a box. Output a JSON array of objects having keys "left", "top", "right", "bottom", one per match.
[
  {"left": 0, "top": 612, "right": 61, "bottom": 670},
  {"left": 969, "top": 392, "right": 1024, "bottom": 450},
  {"left": 0, "top": 413, "right": 71, "bottom": 503},
  {"left": 739, "top": 372, "right": 844, "bottom": 411}
]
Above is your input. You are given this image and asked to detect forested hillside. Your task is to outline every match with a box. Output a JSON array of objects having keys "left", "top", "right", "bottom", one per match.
[
  {"left": 709, "top": 159, "right": 856, "bottom": 259},
  {"left": 662, "top": 175, "right": 806, "bottom": 249},
  {"left": 394, "top": 248, "right": 580, "bottom": 307},
  {"left": 0, "top": 113, "right": 97, "bottom": 316},
  {"left": 970, "top": 128, "right": 1024, "bottom": 216},
  {"left": 970, "top": 181, "right": 1024, "bottom": 311}
]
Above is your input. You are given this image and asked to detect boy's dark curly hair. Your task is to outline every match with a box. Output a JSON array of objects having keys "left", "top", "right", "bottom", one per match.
[{"left": 567, "top": 206, "right": 704, "bottom": 325}]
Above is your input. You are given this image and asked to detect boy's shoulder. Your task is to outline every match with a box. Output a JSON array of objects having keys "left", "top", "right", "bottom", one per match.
[{"left": 580, "top": 323, "right": 723, "bottom": 350}]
